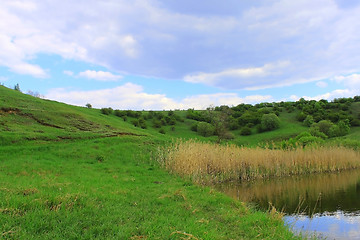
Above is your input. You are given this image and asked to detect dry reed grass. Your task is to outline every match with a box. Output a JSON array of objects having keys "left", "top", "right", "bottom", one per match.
[{"left": 158, "top": 139, "right": 360, "bottom": 183}]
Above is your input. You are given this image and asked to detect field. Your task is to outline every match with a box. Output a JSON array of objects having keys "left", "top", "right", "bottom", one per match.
[{"left": 0, "top": 86, "right": 299, "bottom": 239}]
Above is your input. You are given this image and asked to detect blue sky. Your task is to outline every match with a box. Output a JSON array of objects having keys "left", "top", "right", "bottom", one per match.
[{"left": 1, "top": 0, "right": 360, "bottom": 110}]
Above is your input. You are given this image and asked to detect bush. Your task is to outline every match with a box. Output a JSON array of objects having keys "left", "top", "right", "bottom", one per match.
[
  {"left": 114, "top": 110, "right": 126, "bottom": 117},
  {"left": 296, "top": 136, "right": 324, "bottom": 148},
  {"left": 101, "top": 107, "right": 113, "bottom": 115},
  {"left": 190, "top": 123, "right": 198, "bottom": 132},
  {"left": 131, "top": 119, "right": 139, "bottom": 127},
  {"left": 153, "top": 119, "right": 162, "bottom": 128},
  {"left": 303, "top": 115, "right": 314, "bottom": 127},
  {"left": 261, "top": 113, "right": 280, "bottom": 131},
  {"left": 159, "top": 128, "right": 165, "bottom": 134},
  {"left": 311, "top": 120, "right": 333, "bottom": 137},
  {"left": 240, "top": 127, "right": 252, "bottom": 136},
  {"left": 329, "top": 120, "right": 350, "bottom": 137},
  {"left": 138, "top": 118, "right": 147, "bottom": 129},
  {"left": 197, "top": 122, "right": 215, "bottom": 137}
]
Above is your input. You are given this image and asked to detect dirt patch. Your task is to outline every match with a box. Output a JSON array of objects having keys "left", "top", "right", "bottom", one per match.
[
  {"left": 0, "top": 107, "right": 21, "bottom": 114},
  {"left": 19, "top": 112, "right": 64, "bottom": 129}
]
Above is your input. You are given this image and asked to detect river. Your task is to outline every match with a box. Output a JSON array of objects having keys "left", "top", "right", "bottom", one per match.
[{"left": 215, "top": 169, "right": 360, "bottom": 239}]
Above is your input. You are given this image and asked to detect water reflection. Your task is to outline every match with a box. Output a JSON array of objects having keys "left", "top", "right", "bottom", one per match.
[
  {"left": 285, "top": 211, "right": 360, "bottom": 240},
  {"left": 216, "top": 169, "right": 360, "bottom": 215},
  {"left": 215, "top": 169, "right": 360, "bottom": 239}
]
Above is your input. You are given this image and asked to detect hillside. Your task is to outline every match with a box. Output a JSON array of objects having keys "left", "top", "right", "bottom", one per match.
[
  {"left": 0, "top": 86, "right": 299, "bottom": 239},
  {"left": 0, "top": 86, "right": 148, "bottom": 145}
]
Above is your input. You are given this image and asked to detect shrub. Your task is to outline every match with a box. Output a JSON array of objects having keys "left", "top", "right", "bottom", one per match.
[
  {"left": 153, "top": 119, "right": 162, "bottom": 128},
  {"left": 240, "top": 127, "right": 252, "bottom": 136},
  {"left": 261, "top": 113, "right": 280, "bottom": 131},
  {"left": 311, "top": 120, "right": 333, "bottom": 137},
  {"left": 14, "top": 83, "right": 21, "bottom": 92},
  {"left": 303, "top": 115, "right": 314, "bottom": 127},
  {"left": 101, "top": 107, "right": 113, "bottom": 115},
  {"left": 329, "top": 120, "right": 350, "bottom": 137},
  {"left": 221, "top": 131, "right": 235, "bottom": 140},
  {"left": 159, "top": 128, "right": 165, "bottom": 134},
  {"left": 296, "top": 112, "right": 307, "bottom": 122},
  {"left": 138, "top": 118, "right": 147, "bottom": 129},
  {"left": 85, "top": 103, "right": 92, "bottom": 108},
  {"left": 190, "top": 123, "right": 198, "bottom": 132},
  {"left": 131, "top": 119, "right": 139, "bottom": 127},
  {"left": 114, "top": 110, "right": 126, "bottom": 117},
  {"left": 297, "top": 135, "right": 324, "bottom": 148},
  {"left": 197, "top": 122, "right": 215, "bottom": 137}
]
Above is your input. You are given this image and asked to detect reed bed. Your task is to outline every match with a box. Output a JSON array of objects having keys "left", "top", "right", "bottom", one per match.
[{"left": 158, "top": 139, "right": 360, "bottom": 183}]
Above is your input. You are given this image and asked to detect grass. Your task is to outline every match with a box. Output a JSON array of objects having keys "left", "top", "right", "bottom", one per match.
[
  {"left": 0, "top": 86, "right": 299, "bottom": 239},
  {"left": 0, "top": 137, "right": 298, "bottom": 239},
  {"left": 160, "top": 140, "right": 360, "bottom": 183}
]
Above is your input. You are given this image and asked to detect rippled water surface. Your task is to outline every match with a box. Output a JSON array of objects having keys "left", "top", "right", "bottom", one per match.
[{"left": 215, "top": 169, "right": 360, "bottom": 239}]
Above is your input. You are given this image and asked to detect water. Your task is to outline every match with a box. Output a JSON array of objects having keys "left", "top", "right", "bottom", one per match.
[{"left": 215, "top": 169, "right": 360, "bottom": 239}]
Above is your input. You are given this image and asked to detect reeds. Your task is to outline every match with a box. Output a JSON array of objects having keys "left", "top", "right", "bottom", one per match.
[{"left": 158, "top": 139, "right": 360, "bottom": 183}]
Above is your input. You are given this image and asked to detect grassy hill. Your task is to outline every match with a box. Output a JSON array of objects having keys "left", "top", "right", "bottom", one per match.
[
  {"left": 0, "top": 86, "right": 149, "bottom": 145},
  {"left": 0, "top": 86, "right": 299, "bottom": 239}
]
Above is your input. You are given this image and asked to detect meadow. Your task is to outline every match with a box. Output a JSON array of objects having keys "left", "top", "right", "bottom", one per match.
[{"left": 0, "top": 86, "right": 299, "bottom": 239}]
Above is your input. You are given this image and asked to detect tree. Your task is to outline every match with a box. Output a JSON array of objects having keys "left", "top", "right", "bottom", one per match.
[
  {"left": 261, "top": 113, "right": 280, "bottom": 131},
  {"left": 310, "top": 120, "right": 333, "bottom": 137},
  {"left": 303, "top": 115, "right": 314, "bottom": 127},
  {"left": 240, "top": 126, "right": 252, "bottom": 136},
  {"left": 197, "top": 122, "right": 215, "bottom": 137},
  {"left": 100, "top": 107, "right": 113, "bottom": 115},
  {"left": 14, "top": 83, "right": 21, "bottom": 92},
  {"left": 86, "top": 103, "right": 92, "bottom": 109}
]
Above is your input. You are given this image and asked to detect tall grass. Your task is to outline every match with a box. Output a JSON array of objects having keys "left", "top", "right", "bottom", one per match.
[{"left": 159, "top": 139, "right": 360, "bottom": 183}]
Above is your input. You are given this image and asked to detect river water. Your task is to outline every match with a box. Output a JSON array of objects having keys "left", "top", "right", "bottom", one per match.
[{"left": 215, "top": 169, "right": 360, "bottom": 239}]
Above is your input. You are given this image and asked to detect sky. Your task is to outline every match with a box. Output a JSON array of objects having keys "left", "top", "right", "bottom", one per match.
[{"left": 1, "top": 0, "right": 360, "bottom": 110}]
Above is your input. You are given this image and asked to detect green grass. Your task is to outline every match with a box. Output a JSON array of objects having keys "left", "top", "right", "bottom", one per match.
[
  {"left": 0, "top": 86, "right": 299, "bottom": 239},
  {"left": 0, "top": 137, "right": 297, "bottom": 239}
]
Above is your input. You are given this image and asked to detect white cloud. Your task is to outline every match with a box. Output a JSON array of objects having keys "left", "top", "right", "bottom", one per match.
[
  {"left": 333, "top": 74, "right": 360, "bottom": 89},
  {"left": 1, "top": 0, "right": 360, "bottom": 91},
  {"left": 10, "top": 63, "right": 48, "bottom": 78},
  {"left": 184, "top": 61, "right": 290, "bottom": 90},
  {"left": 303, "top": 89, "right": 358, "bottom": 101},
  {"left": 316, "top": 81, "right": 328, "bottom": 88},
  {"left": 45, "top": 84, "right": 274, "bottom": 110},
  {"left": 78, "top": 70, "right": 123, "bottom": 82}
]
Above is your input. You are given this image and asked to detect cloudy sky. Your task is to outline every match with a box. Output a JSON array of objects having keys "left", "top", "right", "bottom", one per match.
[{"left": 1, "top": 0, "right": 360, "bottom": 110}]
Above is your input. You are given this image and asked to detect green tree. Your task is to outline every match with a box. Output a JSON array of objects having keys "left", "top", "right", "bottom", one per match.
[
  {"left": 197, "top": 122, "right": 215, "bottom": 137},
  {"left": 310, "top": 120, "right": 333, "bottom": 137},
  {"left": 303, "top": 115, "right": 314, "bottom": 127},
  {"left": 261, "top": 113, "right": 280, "bottom": 131},
  {"left": 14, "top": 83, "right": 21, "bottom": 92}
]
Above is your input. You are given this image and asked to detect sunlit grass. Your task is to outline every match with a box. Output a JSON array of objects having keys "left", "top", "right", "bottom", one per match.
[{"left": 159, "top": 139, "right": 360, "bottom": 183}]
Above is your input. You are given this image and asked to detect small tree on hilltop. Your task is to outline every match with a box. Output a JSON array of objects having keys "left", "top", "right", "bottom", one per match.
[
  {"left": 86, "top": 103, "right": 92, "bottom": 109},
  {"left": 14, "top": 83, "right": 21, "bottom": 92}
]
